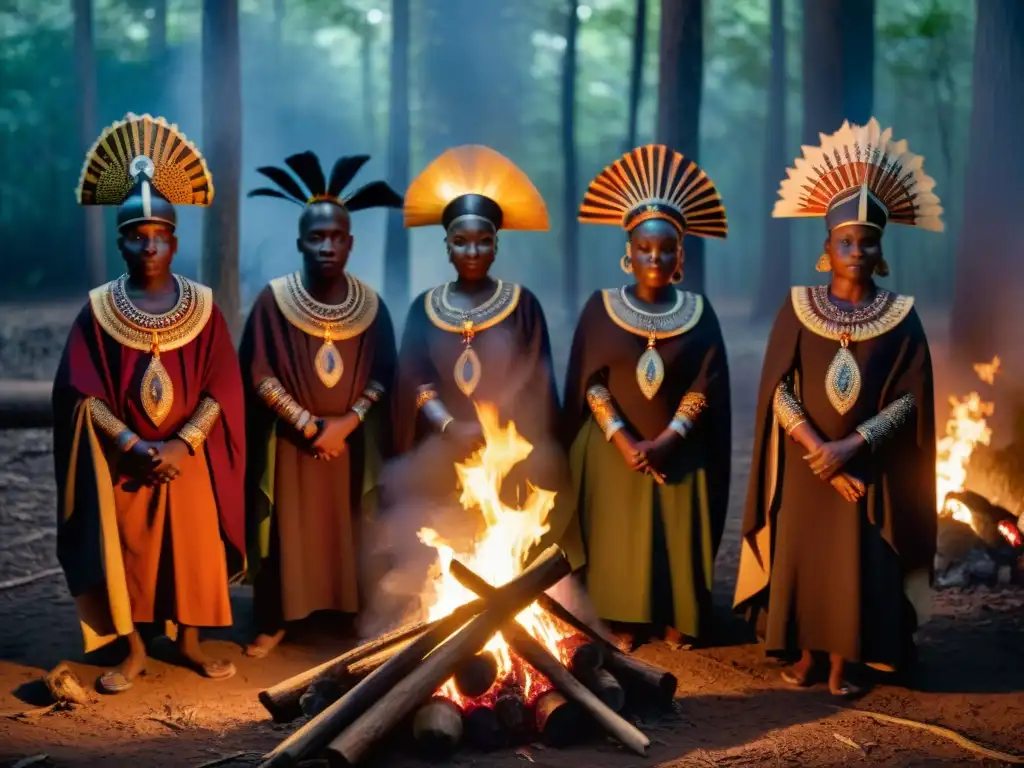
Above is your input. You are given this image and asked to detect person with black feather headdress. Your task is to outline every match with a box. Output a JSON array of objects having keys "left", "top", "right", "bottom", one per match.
[{"left": 240, "top": 151, "right": 402, "bottom": 657}]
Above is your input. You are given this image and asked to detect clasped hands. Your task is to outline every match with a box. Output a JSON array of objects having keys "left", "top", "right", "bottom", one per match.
[
  {"left": 122, "top": 438, "right": 190, "bottom": 485},
  {"left": 803, "top": 433, "right": 867, "bottom": 503},
  {"left": 307, "top": 411, "right": 362, "bottom": 461},
  {"left": 613, "top": 430, "right": 674, "bottom": 485}
]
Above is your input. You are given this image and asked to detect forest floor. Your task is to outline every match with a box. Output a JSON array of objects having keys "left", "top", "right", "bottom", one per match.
[{"left": 1, "top": 300, "right": 1023, "bottom": 768}]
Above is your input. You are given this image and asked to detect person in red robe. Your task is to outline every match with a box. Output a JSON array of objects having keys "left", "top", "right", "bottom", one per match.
[
  {"left": 52, "top": 113, "right": 245, "bottom": 694},
  {"left": 241, "top": 151, "right": 401, "bottom": 657}
]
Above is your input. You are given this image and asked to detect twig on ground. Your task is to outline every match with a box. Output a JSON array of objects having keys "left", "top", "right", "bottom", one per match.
[
  {"left": 195, "top": 751, "right": 264, "bottom": 767},
  {"left": 0, "top": 567, "right": 63, "bottom": 592},
  {"left": 1, "top": 704, "right": 59, "bottom": 720}
]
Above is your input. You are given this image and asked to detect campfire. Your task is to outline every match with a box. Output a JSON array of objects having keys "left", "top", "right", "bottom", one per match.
[
  {"left": 935, "top": 356, "right": 1024, "bottom": 587},
  {"left": 256, "top": 405, "right": 677, "bottom": 766}
]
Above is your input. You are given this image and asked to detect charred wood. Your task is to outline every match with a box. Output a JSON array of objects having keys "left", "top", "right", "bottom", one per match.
[{"left": 412, "top": 697, "right": 463, "bottom": 758}]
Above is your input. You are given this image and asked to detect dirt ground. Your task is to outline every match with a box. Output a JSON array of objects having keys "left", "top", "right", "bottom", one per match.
[{"left": 1, "top": 300, "right": 1022, "bottom": 768}]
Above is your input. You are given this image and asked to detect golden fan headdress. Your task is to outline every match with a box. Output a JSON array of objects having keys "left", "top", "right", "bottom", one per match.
[
  {"left": 403, "top": 145, "right": 549, "bottom": 232},
  {"left": 77, "top": 112, "right": 214, "bottom": 208},
  {"left": 578, "top": 144, "right": 728, "bottom": 238},
  {"left": 773, "top": 117, "right": 943, "bottom": 232}
]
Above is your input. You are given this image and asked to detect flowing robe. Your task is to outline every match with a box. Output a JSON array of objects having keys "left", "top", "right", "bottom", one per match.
[
  {"left": 52, "top": 276, "right": 245, "bottom": 652},
  {"left": 734, "top": 287, "right": 936, "bottom": 671},
  {"left": 241, "top": 273, "right": 396, "bottom": 628},
  {"left": 561, "top": 288, "right": 731, "bottom": 636},
  {"left": 387, "top": 281, "right": 584, "bottom": 570}
]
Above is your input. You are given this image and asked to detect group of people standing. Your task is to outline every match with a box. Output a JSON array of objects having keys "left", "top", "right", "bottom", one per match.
[{"left": 52, "top": 113, "right": 941, "bottom": 701}]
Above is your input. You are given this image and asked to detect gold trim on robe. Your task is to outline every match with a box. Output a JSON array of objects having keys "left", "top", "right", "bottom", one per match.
[
  {"left": 790, "top": 285, "right": 914, "bottom": 342},
  {"left": 269, "top": 271, "right": 379, "bottom": 341},
  {"left": 424, "top": 280, "right": 521, "bottom": 333},
  {"left": 601, "top": 287, "right": 704, "bottom": 340}
]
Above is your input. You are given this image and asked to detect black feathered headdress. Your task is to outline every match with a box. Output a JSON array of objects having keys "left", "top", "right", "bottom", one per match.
[{"left": 248, "top": 151, "right": 403, "bottom": 212}]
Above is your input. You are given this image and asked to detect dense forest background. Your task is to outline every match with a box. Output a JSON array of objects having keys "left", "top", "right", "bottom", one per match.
[{"left": 0, "top": 0, "right": 1021, "bottom": 362}]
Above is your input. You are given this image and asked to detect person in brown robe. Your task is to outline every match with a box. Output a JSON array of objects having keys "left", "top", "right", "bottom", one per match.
[
  {"left": 564, "top": 144, "right": 731, "bottom": 650},
  {"left": 734, "top": 118, "right": 943, "bottom": 695},
  {"left": 241, "top": 151, "right": 402, "bottom": 657},
  {"left": 53, "top": 113, "right": 245, "bottom": 694}
]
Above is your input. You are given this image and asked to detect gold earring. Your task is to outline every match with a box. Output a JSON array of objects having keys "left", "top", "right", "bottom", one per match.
[
  {"left": 815, "top": 253, "right": 831, "bottom": 272},
  {"left": 670, "top": 269, "right": 683, "bottom": 285},
  {"left": 874, "top": 258, "right": 889, "bottom": 277},
  {"left": 621, "top": 245, "right": 632, "bottom": 274}
]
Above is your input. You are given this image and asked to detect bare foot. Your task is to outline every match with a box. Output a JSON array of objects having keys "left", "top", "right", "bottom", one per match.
[
  {"left": 178, "top": 626, "right": 236, "bottom": 680},
  {"left": 612, "top": 630, "right": 635, "bottom": 653},
  {"left": 663, "top": 626, "right": 693, "bottom": 650},
  {"left": 98, "top": 630, "right": 147, "bottom": 693},
  {"left": 828, "top": 652, "right": 863, "bottom": 697},
  {"left": 245, "top": 629, "right": 286, "bottom": 659},
  {"left": 782, "top": 649, "right": 815, "bottom": 687}
]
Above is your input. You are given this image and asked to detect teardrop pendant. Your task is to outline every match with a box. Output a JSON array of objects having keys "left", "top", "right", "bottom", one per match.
[
  {"left": 315, "top": 339, "right": 344, "bottom": 388},
  {"left": 635, "top": 347, "right": 665, "bottom": 400},
  {"left": 454, "top": 345, "right": 482, "bottom": 397},
  {"left": 141, "top": 355, "right": 174, "bottom": 426},
  {"left": 825, "top": 345, "right": 862, "bottom": 414}
]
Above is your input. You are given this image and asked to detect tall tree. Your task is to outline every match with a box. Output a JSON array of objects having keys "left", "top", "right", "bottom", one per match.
[
  {"left": 360, "top": 23, "right": 376, "bottom": 151},
  {"left": 562, "top": 0, "right": 580, "bottom": 314},
  {"left": 656, "top": 0, "right": 704, "bottom": 293},
  {"left": 950, "top": 0, "right": 1024, "bottom": 366},
  {"left": 839, "top": 0, "right": 875, "bottom": 124},
  {"left": 72, "top": 0, "right": 106, "bottom": 287},
  {"left": 383, "top": 0, "right": 411, "bottom": 311},
  {"left": 149, "top": 0, "right": 168, "bottom": 65},
  {"left": 625, "top": 0, "right": 647, "bottom": 150},
  {"left": 752, "top": 0, "right": 791, "bottom": 321},
  {"left": 201, "top": 0, "right": 242, "bottom": 335}
]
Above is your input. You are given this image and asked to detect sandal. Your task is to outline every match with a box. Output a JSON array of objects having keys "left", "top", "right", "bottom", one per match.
[
  {"left": 829, "top": 680, "right": 864, "bottom": 698},
  {"left": 200, "top": 659, "right": 236, "bottom": 681},
  {"left": 781, "top": 669, "right": 813, "bottom": 687},
  {"left": 97, "top": 670, "right": 141, "bottom": 694}
]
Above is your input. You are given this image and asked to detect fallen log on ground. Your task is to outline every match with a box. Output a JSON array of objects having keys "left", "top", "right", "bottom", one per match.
[{"left": 0, "top": 380, "right": 52, "bottom": 430}]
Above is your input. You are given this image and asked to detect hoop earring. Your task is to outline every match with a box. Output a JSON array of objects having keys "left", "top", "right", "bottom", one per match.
[
  {"left": 815, "top": 253, "right": 831, "bottom": 273},
  {"left": 874, "top": 258, "right": 889, "bottom": 277},
  {"left": 621, "top": 253, "right": 632, "bottom": 274},
  {"left": 670, "top": 269, "right": 683, "bottom": 285}
]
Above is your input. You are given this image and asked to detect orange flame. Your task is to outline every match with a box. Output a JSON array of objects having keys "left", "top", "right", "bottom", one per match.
[
  {"left": 416, "top": 403, "right": 572, "bottom": 706},
  {"left": 937, "top": 356, "right": 999, "bottom": 527}
]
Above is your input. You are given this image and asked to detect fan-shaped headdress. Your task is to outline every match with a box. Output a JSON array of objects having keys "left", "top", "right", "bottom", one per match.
[
  {"left": 76, "top": 112, "right": 214, "bottom": 231},
  {"left": 248, "top": 151, "right": 402, "bottom": 213},
  {"left": 403, "top": 145, "right": 549, "bottom": 232},
  {"left": 773, "top": 118, "right": 944, "bottom": 233},
  {"left": 578, "top": 144, "right": 728, "bottom": 238}
]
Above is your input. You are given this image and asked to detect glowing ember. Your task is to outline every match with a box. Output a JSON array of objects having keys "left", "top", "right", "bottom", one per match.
[
  {"left": 936, "top": 356, "right": 1000, "bottom": 528},
  {"left": 416, "top": 403, "right": 572, "bottom": 706}
]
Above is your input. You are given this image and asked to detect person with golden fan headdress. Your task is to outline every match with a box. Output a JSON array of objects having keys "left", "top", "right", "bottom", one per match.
[
  {"left": 52, "top": 113, "right": 244, "bottom": 693},
  {"left": 733, "top": 119, "right": 941, "bottom": 695},
  {"left": 564, "top": 145, "right": 731, "bottom": 651},
  {"left": 240, "top": 152, "right": 402, "bottom": 658},
  {"left": 383, "top": 145, "right": 583, "bottom": 574}
]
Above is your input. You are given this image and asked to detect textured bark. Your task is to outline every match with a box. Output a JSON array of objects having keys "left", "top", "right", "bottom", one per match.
[
  {"left": 200, "top": 0, "right": 242, "bottom": 337},
  {"left": 950, "top": 0, "right": 1024, "bottom": 367},
  {"left": 562, "top": 0, "right": 581, "bottom": 315},
  {"left": 383, "top": 0, "right": 411, "bottom": 311},
  {"left": 656, "top": 0, "right": 704, "bottom": 292},
  {"left": 626, "top": 0, "right": 648, "bottom": 150}
]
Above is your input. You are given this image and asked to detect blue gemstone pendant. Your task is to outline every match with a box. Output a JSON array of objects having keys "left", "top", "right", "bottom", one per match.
[
  {"left": 454, "top": 345, "right": 482, "bottom": 397},
  {"left": 315, "top": 339, "right": 344, "bottom": 388},
  {"left": 825, "top": 344, "right": 861, "bottom": 414},
  {"left": 141, "top": 354, "right": 174, "bottom": 426},
  {"left": 636, "top": 346, "right": 665, "bottom": 400}
]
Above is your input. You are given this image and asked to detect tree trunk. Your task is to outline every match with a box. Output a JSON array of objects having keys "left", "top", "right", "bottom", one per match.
[
  {"left": 383, "top": 0, "right": 411, "bottom": 311},
  {"left": 201, "top": 0, "right": 242, "bottom": 336},
  {"left": 949, "top": 0, "right": 1024, "bottom": 368},
  {"left": 839, "top": 0, "right": 874, "bottom": 125},
  {"left": 72, "top": 0, "right": 106, "bottom": 288},
  {"left": 656, "top": 0, "right": 704, "bottom": 293},
  {"left": 562, "top": 0, "right": 580, "bottom": 315},
  {"left": 149, "top": 0, "right": 168, "bottom": 64},
  {"left": 751, "top": 0, "right": 791, "bottom": 321},
  {"left": 361, "top": 26, "right": 376, "bottom": 152},
  {"left": 626, "top": 0, "right": 647, "bottom": 150}
]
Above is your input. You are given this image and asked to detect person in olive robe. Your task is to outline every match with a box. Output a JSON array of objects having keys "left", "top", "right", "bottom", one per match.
[
  {"left": 241, "top": 152, "right": 401, "bottom": 657},
  {"left": 734, "top": 118, "right": 942, "bottom": 696},
  {"left": 53, "top": 113, "right": 244, "bottom": 694},
  {"left": 563, "top": 144, "right": 731, "bottom": 650}
]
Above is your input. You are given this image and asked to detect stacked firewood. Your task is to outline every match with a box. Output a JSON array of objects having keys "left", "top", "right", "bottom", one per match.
[{"left": 256, "top": 545, "right": 678, "bottom": 766}]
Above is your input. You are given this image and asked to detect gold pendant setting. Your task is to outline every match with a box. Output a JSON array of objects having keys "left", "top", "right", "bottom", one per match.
[
  {"left": 636, "top": 331, "right": 665, "bottom": 400},
  {"left": 825, "top": 334, "right": 861, "bottom": 414},
  {"left": 141, "top": 332, "right": 174, "bottom": 426},
  {"left": 315, "top": 335, "right": 344, "bottom": 388},
  {"left": 454, "top": 319, "right": 481, "bottom": 397}
]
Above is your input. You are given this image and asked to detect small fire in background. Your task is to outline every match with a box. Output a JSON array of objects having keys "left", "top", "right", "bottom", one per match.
[
  {"left": 937, "top": 356, "right": 1000, "bottom": 527},
  {"left": 416, "top": 403, "right": 574, "bottom": 707}
]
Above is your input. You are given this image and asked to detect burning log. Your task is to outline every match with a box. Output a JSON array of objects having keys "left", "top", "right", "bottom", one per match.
[
  {"left": 566, "top": 641, "right": 604, "bottom": 675},
  {"left": 576, "top": 668, "right": 625, "bottom": 713},
  {"left": 453, "top": 651, "right": 498, "bottom": 698},
  {"left": 259, "top": 597, "right": 489, "bottom": 767},
  {"left": 257, "top": 607, "right": 480, "bottom": 722},
  {"left": 493, "top": 690, "right": 529, "bottom": 741},
  {"left": 535, "top": 690, "right": 582, "bottom": 747},
  {"left": 322, "top": 545, "right": 572, "bottom": 766},
  {"left": 412, "top": 697, "right": 463, "bottom": 758},
  {"left": 448, "top": 559, "right": 650, "bottom": 756},
  {"left": 463, "top": 705, "right": 504, "bottom": 750}
]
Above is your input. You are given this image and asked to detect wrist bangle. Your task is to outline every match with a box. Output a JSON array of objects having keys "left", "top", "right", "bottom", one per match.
[
  {"left": 439, "top": 416, "right": 455, "bottom": 434},
  {"left": 116, "top": 431, "right": 140, "bottom": 452}
]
